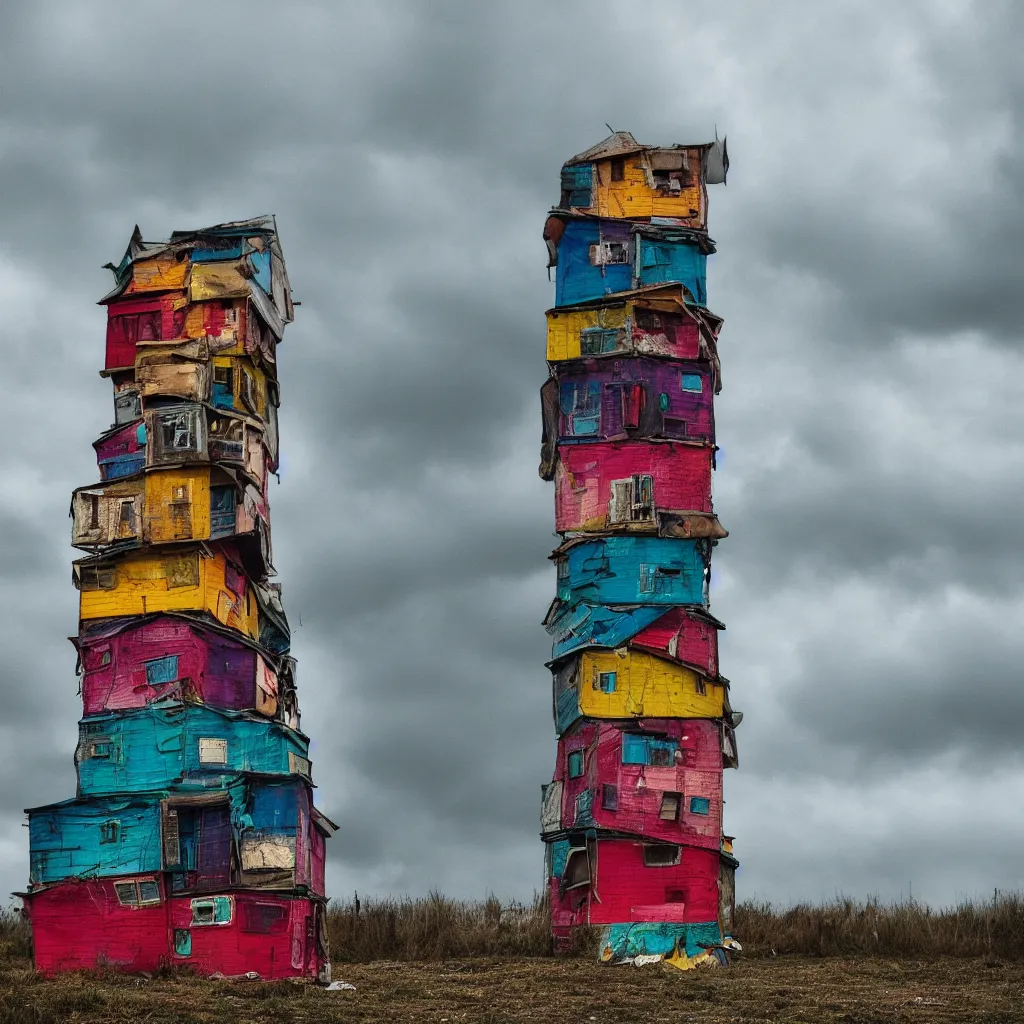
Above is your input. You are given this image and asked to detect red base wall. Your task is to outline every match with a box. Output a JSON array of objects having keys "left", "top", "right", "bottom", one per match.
[{"left": 25, "top": 879, "right": 327, "bottom": 980}]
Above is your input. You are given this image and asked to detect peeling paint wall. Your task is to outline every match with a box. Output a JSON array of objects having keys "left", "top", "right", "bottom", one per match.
[
  {"left": 552, "top": 649, "right": 726, "bottom": 732},
  {"left": 24, "top": 218, "right": 334, "bottom": 981},
  {"left": 553, "top": 441, "right": 716, "bottom": 534},
  {"left": 539, "top": 132, "right": 736, "bottom": 962}
]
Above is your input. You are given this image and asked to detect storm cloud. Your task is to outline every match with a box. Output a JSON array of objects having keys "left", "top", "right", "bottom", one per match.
[{"left": 1, "top": 0, "right": 1023, "bottom": 907}]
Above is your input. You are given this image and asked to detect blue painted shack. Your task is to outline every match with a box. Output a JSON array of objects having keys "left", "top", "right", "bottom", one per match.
[
  {"left": 553, "top": 536, "right": 711, "bottom": 607},
  {"left": 75, "top": 702, "right": 310, "bottom": 796},
  {"left": 544, "top": 215, "right": 715, "bottom": 308},
  {"left": 544, "top": 600, "right": 666, "bottom": 662},
  {"left": 28, "top": 776, "right": 316, "bottom": 888},
  {"left": 29, "top": 794, "right": 166, "bottom": 884}
]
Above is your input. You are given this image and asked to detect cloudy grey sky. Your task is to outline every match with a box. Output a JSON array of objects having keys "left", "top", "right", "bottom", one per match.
[{"left": 1, "top": 0, "right": 1023, "bottom": 909}]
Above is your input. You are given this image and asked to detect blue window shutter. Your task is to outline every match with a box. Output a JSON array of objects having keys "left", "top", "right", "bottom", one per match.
[
  {"left": 621, "top": 735, "right": 647, "bottom": 764},
  {"left": 680, "top": 374, "right": 703, "bottom": 393},
  {"left": 145, "top": 655, "right": 179, "bottom": 686},
  {"left": 559, "top": 382, "right": 577, "bottom": 415},
  {"left": 689, "top": 796, "right": 711, "bottom": 815}
]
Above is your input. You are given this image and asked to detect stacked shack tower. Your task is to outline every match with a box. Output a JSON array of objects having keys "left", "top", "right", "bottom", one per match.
[
  {"left": 22, "top": 218, "right": 336, "bottom": 979},
  {"left": 539, "top": 133, "right": 740, "bottom": 965}
]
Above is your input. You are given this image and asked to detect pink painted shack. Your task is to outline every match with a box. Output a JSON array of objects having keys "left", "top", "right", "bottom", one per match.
[{"left": 539, "top": 131, "right": 739, "bottom": 966}]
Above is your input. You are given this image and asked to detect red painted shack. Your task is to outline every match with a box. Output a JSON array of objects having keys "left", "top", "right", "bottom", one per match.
[
  {"left": 631, "top": 606, "right": 724, "bottom": 680},
  {"left": 553, "top": 441, "right": 719, "bottom": 536},
  {"left": 548, "top": 838, "right": 729, "bottom": 931},
  {"left": 545, "top": 719, "right": 723, "bottom": 849},
  {"left": 25, "top": 878, "right": 328, "bottom": 980}
]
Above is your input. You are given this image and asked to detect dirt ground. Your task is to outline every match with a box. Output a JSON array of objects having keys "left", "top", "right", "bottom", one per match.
[{"left": 5, "top": 954, "right": 1024, "bottom": 1024}]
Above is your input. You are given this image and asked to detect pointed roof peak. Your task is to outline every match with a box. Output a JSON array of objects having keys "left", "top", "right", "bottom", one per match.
[{"left": 566, "top": 131, "right": 641, "bottom": 165}]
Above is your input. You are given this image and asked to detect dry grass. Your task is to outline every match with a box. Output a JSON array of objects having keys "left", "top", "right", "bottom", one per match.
[
  {"left": 327, "top": 892, "right": 554, "bottom": 961},
  {"left": 736, "top": 894, "right": 1024, "bottom": 959},
  {"left": 326, "top": 891, "right": 1024, "bottom": 963},
  {"left": 7, "top": 897, "right": 1024, "bottom": 1021}
]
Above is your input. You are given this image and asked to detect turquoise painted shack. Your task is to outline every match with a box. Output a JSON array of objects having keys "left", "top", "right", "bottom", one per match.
[
  {"left": 75, "top": 703, "right": 309, "bottom": 796},
  {"left": 28, "top": 776, "right": 316, "bottom": 887},
  {"left": 553, "top": 536, "right": 711, "bottom": 606},
  {"left": 544, "top": 600, "right": 667, "bottom": 662},
  {"left": 29, "top": 794, "right": 166, "bottom": 883}
]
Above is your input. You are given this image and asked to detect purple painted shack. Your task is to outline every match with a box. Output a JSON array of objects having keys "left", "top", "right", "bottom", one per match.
[
  {"left": 541, "top": 357, "right": 714, "bottom": 448},
  {"left": 75, "top": 614, "right": 297, "bottom": 727}
]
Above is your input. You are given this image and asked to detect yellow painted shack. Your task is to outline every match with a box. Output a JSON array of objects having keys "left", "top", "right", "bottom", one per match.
[
  {"left": 73, "top": 467, "right": 263, "bottom": 549},
  {"left": 546, "top": 284, "right": 707, "bottom": 361},
  {"left": 559, "top": 133, "right": 718, "bottom": 227},
  {"left": 125, "top": 256, "right": 189, "bottom": 295},
  {"left": 211, "top": 355, "right": 269, "bottom": 420},
  {"left": 189, "top": 261, "right": 251, "bottom": 304},
  {"left": 75, "top": 546, "right": 258, "bottom": 638},
  {"left": 554, "top": 648, "right": 725, "bottom": 731},
  {"left": 143, "top": 468, "right": 212, "bottom": 544}
]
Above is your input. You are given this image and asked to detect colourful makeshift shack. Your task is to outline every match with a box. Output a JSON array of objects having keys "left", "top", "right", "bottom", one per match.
[
  {"left": 21, "top": 218, "right": 335, "bottom": 980},
  {"left": 538, "top": 133, "right": 737, "bottom": 966}
]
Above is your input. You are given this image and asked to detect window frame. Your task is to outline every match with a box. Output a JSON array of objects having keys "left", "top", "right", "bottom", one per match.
[
  {"left": 114, "top": 878, "right": 162, "bottom": 907},
  {"left": 642, "top": 843, "right": 681, "bottom": 867},
  {"left": 190, "top": 895, "right": 233, "bottom": 927}
]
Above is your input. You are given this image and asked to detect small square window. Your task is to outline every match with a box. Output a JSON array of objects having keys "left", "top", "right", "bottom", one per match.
[
  {"left": 596, "top": 671, "right": 617, "bottom": 693},
  {"left": 145, "top": 655, "right": 179, "bottom": 687},
  {"left": 90, "top": 741, "right": 111, "bottom": 759},
  {"left": 621, "top": 735, "right": 647, "bottom": 765},
  {"left": 99, "top": 820, "right": 119, "bottom": 844},
  {"left": 138, "top": 880, "right": 161, "bottom": 905},
  {"left": 580, "top": 327, "right": 618, "bottom": 355},
  {"left": 288, "top": 751, "right": 312, "bottom": 779},
  {"left": 567, "top": 750, "right": 584, "bottom": 778},
  {"left": 173, "top": 929, "right": 192, "bottom": 957},
  {"left": 193, "top": 902, "right": 215, "bottom": 925},
  {"left": 610, "top": 158, "right": 625, "bottom": 182},
  {"left": 191, "top": 896, "right": 232, "bottom": 925},
  {"left": 650, "top": 746, "right": 673, "bottom": 767},
  {"left": 601, "top": 784, "right": 618, "bottom": 811},
  {"left": 659, "top": 792, "right": 681, "bottom": 821},
  {"left": 695, "top": 677, "right": 707, "bottom": 696},
  {"left": 689, "top": 796, "right": 711, "bottom": 816},
  {"left": 198, "top": 737, "right": 227, "bottom": 764},
  {"left": 643, "top": 844, "right": 681, "bottom": 867},
  {"left": 114, "top": 882, "right": 139, "bottom": 906},
  {"left": 680, "top": 373, "right": 703, "bottom": 393}
]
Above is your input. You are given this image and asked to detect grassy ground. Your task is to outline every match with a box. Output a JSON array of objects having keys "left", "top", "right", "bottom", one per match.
[
  {"left": 7, "top": 953, "right": 1024, "bottom": 1023},
  {"left": 8, "top": 897, "right": 1024, "bottom": 1022}
]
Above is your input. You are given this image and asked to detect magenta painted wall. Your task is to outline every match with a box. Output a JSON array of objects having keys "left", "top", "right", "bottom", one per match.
[
  {"left": 550, "top": 840, "right": 720, "bottom": 930},
  {"left": 631, "top": 607, "right": 722, "bottom": 679},
  {"left": 76, "top": 616, "right": 273, "bottom": 715},
  {"left": 26, "top": 880, "right": 325, "bottom": 979},
  {"left": 554, "top": 720, "right": 723, "bottom": 848},
  {"left": 167, "top": 894, "right": 324, "bottom": 979},
  {"left": 27, "top": 876, "right": 170, "bottom": 974},
  {"left": 554, "top": 441, "right": 714, "bottom": 532}
]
